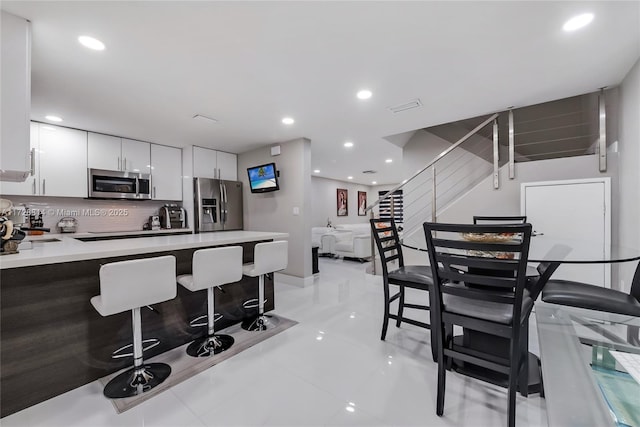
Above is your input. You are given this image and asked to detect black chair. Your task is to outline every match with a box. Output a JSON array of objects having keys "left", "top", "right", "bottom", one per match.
[
  {"left": 423, "top": 222, "right": 533, "bottom": 427},
  {"left": 542, "top": 261, "right": 640, "bottom": 344},
  {"left": 473, "top": 215, "right": 527, "bottom": 225},
  {"left": 370, "top": 219, "right": 433, "bottom": 342}
]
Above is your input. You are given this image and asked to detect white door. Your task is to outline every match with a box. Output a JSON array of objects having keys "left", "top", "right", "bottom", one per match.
[
  {"left": 192, "top": 146, "right": 218, "bottom": 179},
  {"left": 522, "top": 178, "right": 610, "bottom": 287},
  {"left": 39, "top": 125, "right": 88, "bottom": 197},
  {"left": 88, "top": 132, "right": 120, "bottom": 171},
  {"left": 121, "top": 139, "right": 150, "bottom": 173},
  {"left": 151, "top": 144, "right": 182, "bottom": 201},
  {"left": 216, "top": 151, "right": 237, "bottom": 181},
  {"left": 0, "top": 122, "right": 39, "bottom": 196}
]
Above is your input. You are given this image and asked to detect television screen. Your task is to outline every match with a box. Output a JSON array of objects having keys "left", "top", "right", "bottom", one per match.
[{"left": 247, "top": 162, "right": 279, "bottom": 193}]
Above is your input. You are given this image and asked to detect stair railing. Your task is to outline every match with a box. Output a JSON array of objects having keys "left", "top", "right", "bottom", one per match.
[{"left": 365, "top": 112, "right": 499, "bottom": 274}]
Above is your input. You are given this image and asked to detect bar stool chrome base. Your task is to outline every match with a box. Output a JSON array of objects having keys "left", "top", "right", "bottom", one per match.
[
  {"left": 103, "top": 362, "right": 171, "bottom": 399},
  {"left": 241, "top": 314, "right": 280, "bottom": 331},
  {"left": 186, "top": 334, "right": 234, "bottom": 357}
]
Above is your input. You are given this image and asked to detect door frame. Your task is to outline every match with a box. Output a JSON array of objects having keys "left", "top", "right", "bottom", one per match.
[{"left": 520, "top": 177, "right": 611, "bottom": 287}]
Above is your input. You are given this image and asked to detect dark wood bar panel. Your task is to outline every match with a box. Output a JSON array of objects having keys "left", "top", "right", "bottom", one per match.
[{"left": 0, "top": 240, "right": 274, "bottom": 418}]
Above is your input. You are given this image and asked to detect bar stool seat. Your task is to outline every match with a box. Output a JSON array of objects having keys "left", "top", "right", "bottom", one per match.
[
  {"left": 177, "top": 246, "right": 243, "bottom": 357},
  {"left": 242, "top": 240, "right": 288, "bottom": 331},
  {"left": 91, "top": 255, "right": 177, "bottom": 399}
]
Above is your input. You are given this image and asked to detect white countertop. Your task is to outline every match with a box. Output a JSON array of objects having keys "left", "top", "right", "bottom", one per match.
[{"left": 0, "top": 230, "right": 289, "bottom": 269}]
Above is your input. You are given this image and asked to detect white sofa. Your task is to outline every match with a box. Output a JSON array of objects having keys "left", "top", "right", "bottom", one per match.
[
  {"left": 312, "top": 227, "right": 341, "bottom": 256},
  {"left": 332, "top": 223, "right": 372, "bottom": 261}
]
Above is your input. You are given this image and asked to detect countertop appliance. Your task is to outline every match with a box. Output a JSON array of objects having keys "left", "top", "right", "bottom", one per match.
[
  {"left": 158, "top": 204, "right": 186, "bottom": 229},
  {"left": 57, "top": 217, "right": 78, "bottom": 233},
  {"left": 148, "top": 215, "right": 161, "bottom": 231},
  {"left": 88, "top": 168, "right": 152, "bottom": 200},
  {"left": 194, "top": 178, "right": 243, "bottom": 233}
]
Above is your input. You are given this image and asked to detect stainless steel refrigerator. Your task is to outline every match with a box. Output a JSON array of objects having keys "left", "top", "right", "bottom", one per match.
[{"left": 194, "top": 178, "right": 243, "bottom": 232}]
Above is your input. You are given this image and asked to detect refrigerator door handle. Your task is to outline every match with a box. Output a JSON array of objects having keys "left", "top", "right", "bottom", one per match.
[
  {"left": 219, "top": 182, "right": 226, "bottom": 224},
  {"left": 223, "top": 183, "right": 228, "bottom": 223}
]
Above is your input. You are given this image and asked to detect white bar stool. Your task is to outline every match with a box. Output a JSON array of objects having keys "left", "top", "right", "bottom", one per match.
[
  {"left": 177, "top": 246, "right": 243, "bottom": 357},
  {"left": 241, "top": 240, "right": 288, "bottom": 331},
  {"left": 90, "top": 255, "right": 177, "bottom": 399}
]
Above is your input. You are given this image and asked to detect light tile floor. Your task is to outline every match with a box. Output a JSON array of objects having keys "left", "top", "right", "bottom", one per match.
[{"left": 2, "top": 258, "right": 548, "bottom": 427}]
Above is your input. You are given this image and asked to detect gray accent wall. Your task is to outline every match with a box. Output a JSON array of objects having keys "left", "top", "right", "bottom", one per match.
[
  {"left": 238, "top": 138, "right": 312, "bottom": 280},
  {"left": 311, "top": 176, "right": 374, "bottom": 227},
  {"left": 618, "top": 58, "right": 640, "bottom": 294}
]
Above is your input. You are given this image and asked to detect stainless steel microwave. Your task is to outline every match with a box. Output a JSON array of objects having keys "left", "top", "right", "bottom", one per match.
[{"left": 88, "top": 168, "right": 152, "bottom": 200}]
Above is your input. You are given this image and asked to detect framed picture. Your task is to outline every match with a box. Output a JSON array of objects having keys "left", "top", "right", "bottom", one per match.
[
  {"left": 358, "top": 191, "right": 367, "bottom": 216},
  {"left": 337, "top": 188, "right": 348, "bottom": 216}
]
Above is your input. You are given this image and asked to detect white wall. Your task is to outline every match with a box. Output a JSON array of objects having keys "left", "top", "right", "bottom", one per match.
[
  {"left": 618, "top": 58, "right": 640, "bottom": 293},
  {"left": 238, "top": 138, "right": 312, "bottom": 280},
  {"left": 311, "top": 176, "right": 374, "bottom": 227}
]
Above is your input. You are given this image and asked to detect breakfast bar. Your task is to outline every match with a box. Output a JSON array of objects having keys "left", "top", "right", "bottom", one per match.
[{"left": 0, "top": 231, "right": 288, "bottom": 417}]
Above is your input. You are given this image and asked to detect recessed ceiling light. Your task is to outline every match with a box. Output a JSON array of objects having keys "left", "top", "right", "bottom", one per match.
[
  {"left": 45, "top": 115, "right": 63, "bottom": 122},
  {"left": 356, "top": 89, "right": 372, "bottom": 100},
  {"left": 385, "top": 159, "right": 393, "bottom": 163},
  {"left": 344, "top": 141, "right": 354, "bottom": 148},
  {"left": 78, "top": 35, "right": 105, "bottom": 51},
  {"left": 372, "top": 181, "right": 377, "bottom": 185},
  {"left": 347, "top": 176, "right": 353, "bottom": 180},
  {"left": 563, "top": 13, "right": 594, "bottom": 32},
  {"left": 282, "top": 117, "right": 294, "bottom": 125},
  {"left": 313, "top": 169, "right": 320, "bottom": 173}
]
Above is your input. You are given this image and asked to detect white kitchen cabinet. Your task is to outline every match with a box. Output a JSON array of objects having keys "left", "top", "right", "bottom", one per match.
[
  {"left": 39, "top": 125, "right": 88, "bottom": 197},
  {"left": 88, "top": 133, "right": 150, "bottom": 173},
  {"left": 0, "top": 122, "right": 39, "bottom": 196},
  {"left": 121, "top": 138, "right": 151, "bottom": 173},
  {"left": 216, "top": 150, "right": 238, "bottom": 181},
  {"left": 192, "top": 146, "right": 237, "bottom": 180},
  {"left": 0, "top": 11, "right": 31, "bottom": 182},
  {"left": 88, "top": 132, "right": 120, "bottom": 171},
  {"left": 193, "top": 146, "right": 218, "bottom": 179},
  {"left": 1, "top": 123, "right": 88, "bottom": 197},
  {"left": 151, "top": 144, "right": 182, "bottom": 201}
]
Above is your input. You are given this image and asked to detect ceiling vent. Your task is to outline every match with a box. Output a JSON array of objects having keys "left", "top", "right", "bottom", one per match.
[
  {"left": 193, "top": 114, "right": 219, "bottom": 124},
  {"left": 362, "top": 170, "right": 377, "bottom": 174},
  {"left": 388, "top": 98, "right": 423, "bottom": 114}
]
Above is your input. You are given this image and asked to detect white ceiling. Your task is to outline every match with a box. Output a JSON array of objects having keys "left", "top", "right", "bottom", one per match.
[{"left": 2, "top": 1, "right": 639, "bottom": 186}]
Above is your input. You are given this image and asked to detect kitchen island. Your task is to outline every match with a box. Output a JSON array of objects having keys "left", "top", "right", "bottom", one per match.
[{"left": 0, "top": 230, "right": 288, "bottom": 417}]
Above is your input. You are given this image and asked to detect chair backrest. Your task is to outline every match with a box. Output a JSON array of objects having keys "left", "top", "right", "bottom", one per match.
[
  {"left": 630, "top": 261, "right": 640, "bottom": 302},
  {"left": 99, "top": 255, "right": 176, "bottom": 314},
  {"left": 370, "top": 218, "right": 404, "bottom": 277},
  {"left": 253, "top": 240, "right": 288, "bottom": 275},
  {"left": 473, "top": 215, "right": 527, "bottom": 225},
  {"left": 423, "top": 222, "right": 532, "bottom": 324},
  {"left": 192, "top": 246, "right": 243, "bottom": 290}
]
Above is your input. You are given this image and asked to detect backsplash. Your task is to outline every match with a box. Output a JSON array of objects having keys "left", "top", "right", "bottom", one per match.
[{"left": 4, "top": 196, "right": 181, "bottom": 233}]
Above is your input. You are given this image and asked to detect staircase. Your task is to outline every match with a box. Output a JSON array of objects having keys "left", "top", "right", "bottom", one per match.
[{"left": 365, "top": 87, "right": 616, "bottom": 266}]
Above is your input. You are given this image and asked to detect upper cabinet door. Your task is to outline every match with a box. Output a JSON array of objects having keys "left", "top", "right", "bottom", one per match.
[
  {"left": 0, "top": 12, "right": 31, "bottom": 180},
  {"left": 121, "top": 138, "right": 150, "bottom": 174},
  {"left": 193, "top": 146, "right": 218, "bottom": 179},
  {"left": 88, "top": 132, "right": 120, "bottom": 171},
  {"left": 151, "top": 144, "right": 182, "bottom": 201},
  {"left": 39, "top": 125, "right": 87, "bottom": 197},
  {"left": 216, "top": 151, "right": 237, "bottom": 181},
  {"left": 0, "top": 122, "right": 39, "bottom": 196}
]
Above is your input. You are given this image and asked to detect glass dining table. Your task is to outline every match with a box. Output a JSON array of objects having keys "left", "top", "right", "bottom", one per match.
[
  {"left": 536, "top": 303, "right": 640, "bottom": 427},
  {"left": 446, "top": 235, "right": 640, "bottom": 396}
]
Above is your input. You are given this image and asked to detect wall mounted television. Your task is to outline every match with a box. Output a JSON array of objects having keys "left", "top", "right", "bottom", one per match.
[{"left": 247, "top": 162, "right": 279, "bottom": 193}]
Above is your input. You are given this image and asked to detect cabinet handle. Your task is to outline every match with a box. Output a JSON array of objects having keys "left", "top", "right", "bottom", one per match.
[
  {"left": 123, "top": 158, "right": 127, "bottom": 170},
  {"left": 32, "top": 180, "right": 36, "bottom": 195},
  {"left": 153, "top": 186, "right": 156, "bottom": 199},
  {"left": 30, "top": 148, "right": 35, "bottom": 176},
  {"left": 118, "top": 157, "right": 121, "bottom": 171},
  {"left": 42, "top": 179, "right": 46, "bottom": 195}
]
